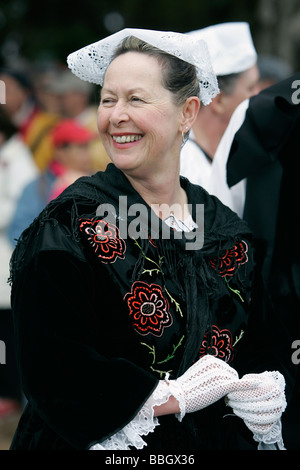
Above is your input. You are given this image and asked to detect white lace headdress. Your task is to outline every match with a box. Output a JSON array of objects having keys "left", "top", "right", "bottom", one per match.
[{"left": 67, "top": 28, "right": 219, "bottom": 105}]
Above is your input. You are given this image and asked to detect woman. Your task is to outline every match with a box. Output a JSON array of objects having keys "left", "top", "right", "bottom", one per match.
[{"left": 9, "top": 29, "right": 286, "bottom": 450}]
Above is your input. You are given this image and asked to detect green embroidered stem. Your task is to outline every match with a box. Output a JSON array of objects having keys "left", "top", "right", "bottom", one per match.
[
  {"left": 141, "top": 335, "right": 185, "bottom": 378},
  {"left": 133, "top": 238, "right": 183, "bottom": 317},
  {"left": 164, "top": 287, "right": 183, "bottom": 317},
  {"left": 140, "top": 343, "right": 170, "bottom": 377},
  {"left": 133, "top": 239, "right": 164, "bottom": 272},
  {"left": 233, "top": 330, "right": 244, "bottom": 347},
  {"left": 157, "top": 335, "right": 185, "bottom": 364},
  {"left": 225, "top": 277, "right": 244, "bottom": 302},
  {"left": 142, "top": 268, "right": 161, "bottom": 276},
  {"left": 140, "top": 342, "right": 156, "bottom": 365},
  {"left": 150, "top": 366, "right": 172, "bottom": 378}
]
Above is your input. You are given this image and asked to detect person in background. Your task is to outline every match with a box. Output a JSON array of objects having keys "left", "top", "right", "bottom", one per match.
[
  {"left": 0, "top": 107, "right": 38, "bottom": 419},
  {"left": 0, "top": 68, "right": 60, "bottom": 172},
  {"left": 180, "top": 22, "right": 260, "bottom": 189},
  {"left": 8, "top": 119, "right": 96, "bottom": 246},
  {"left": 32, "top": 63, "right": 63, "bottom": 114},
  {"left": 9, "top": 28, "right": 286, "bottom": 451},
  {"left": 256, "top": 54, "right": 294, "bottom": 92},
  {"left": 50, "top": 69, "right": 111, "bottom": 172},
  {"left": 48, "top": 119, "right": 96, "bottom": 200},
  {"left": 207, "top": 73, "right": 300, "bottom": 449}
]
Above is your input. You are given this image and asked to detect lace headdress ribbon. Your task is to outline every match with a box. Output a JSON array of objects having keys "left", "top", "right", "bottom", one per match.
[{"left": 67, "top": 28, "right": 219, "bottom": 105}]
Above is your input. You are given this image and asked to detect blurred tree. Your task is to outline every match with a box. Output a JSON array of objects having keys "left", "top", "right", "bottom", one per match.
[
  {"left": 255, "top": 0, "right": 300, "bottom": 71},
  {"left": 0, "top": 0, "right": 258, "bottom": 65},
  {"left": 0, "top": 0, "right": 298, "bottom": 70}
]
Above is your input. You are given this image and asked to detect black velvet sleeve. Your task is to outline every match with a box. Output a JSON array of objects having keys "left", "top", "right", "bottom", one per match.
[{"left": 11, "top": 249, "right": 158, "bottom": 449}]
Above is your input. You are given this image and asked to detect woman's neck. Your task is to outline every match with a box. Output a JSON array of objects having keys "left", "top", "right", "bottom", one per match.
[{"left": 125, "top": 168, "right": 189, "bottom": 221}]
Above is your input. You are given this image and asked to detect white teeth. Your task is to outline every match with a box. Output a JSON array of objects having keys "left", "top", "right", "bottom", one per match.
[{"left": 112, "top": 135, "right": 142, "bottom": 143}]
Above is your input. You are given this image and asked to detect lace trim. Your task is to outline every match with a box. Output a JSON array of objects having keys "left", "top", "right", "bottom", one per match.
[
  {"left": 254, "top": 420, "right": 286, "bottom": 450},
  {"left": 90, "top": 381, "right": 171, "bottom": 450},
  {"left": 90, "top": 369, "right": 287, "bottom": 450},
  {"left": 67, "top": 29, "right": 219, "bottom": 106},
  {"left": 226, "top": 370, "right": 287, "bottom": 450},
  {"left": 164, "top": 372, "right": 186, "bottom": 422}
]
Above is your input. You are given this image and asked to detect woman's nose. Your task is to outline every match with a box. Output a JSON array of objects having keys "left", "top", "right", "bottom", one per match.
[{"left": 110, "top": 101, "right": 129, "bottom": 127}]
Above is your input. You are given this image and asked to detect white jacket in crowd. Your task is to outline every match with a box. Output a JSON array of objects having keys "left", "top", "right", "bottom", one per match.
[{"left": 0, "top": 134, "right": 38, "bottom": 308}]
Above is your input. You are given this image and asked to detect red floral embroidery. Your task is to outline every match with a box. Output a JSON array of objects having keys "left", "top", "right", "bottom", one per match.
[
  {"left": 200, "top": 325, "right": 234, "bottom": 363},
  {"left": 209, "top": 240, "right": 248, "bottom": 277},
  {"left": 124, "top": 281, "right": 172, "bottom": 336},
  {"left": 79, "top": 218, "right": 126, "bottom": 264}
]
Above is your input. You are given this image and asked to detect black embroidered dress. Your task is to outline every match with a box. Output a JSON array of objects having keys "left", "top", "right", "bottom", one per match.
[{"left": 9, "top": 163, "right": 255, "bottom": 450}]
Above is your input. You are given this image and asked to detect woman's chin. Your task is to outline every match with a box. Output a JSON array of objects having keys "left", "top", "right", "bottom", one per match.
[{"left": 109, "top": 155, "right": 140, "bottom": 173}]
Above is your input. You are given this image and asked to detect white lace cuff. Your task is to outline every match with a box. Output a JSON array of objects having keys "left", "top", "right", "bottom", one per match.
[
  {"left": 253, "top": 419, "right": 286, "bottom": 450},
  {"left": 90, "top": 380, "right": 171, "bottom": 450}
]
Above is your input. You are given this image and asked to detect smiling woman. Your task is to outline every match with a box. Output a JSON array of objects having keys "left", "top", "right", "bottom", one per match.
[
  {"left": 98, "top": 50, "right": 192, "bottom": 176},
  {"left": 9, "top": 28, "right": 287, "bottom": 451}
]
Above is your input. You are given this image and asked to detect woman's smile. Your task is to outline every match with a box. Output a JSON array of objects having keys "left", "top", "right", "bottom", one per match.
[{"left": 111, "top": 133, "right": 143, "bottom": 148}]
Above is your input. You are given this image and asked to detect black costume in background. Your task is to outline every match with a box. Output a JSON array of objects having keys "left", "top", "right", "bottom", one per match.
[
  {"left": 9, "top": 163, "right": 277, "bottom": 450},
  {"left": 226, "top": 73, "right": 300, "bottom": 449}
]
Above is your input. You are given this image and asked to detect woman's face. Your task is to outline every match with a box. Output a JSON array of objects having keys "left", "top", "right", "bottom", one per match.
[{"left": 97, "top": 51, "right": 183, "bottom": 176}]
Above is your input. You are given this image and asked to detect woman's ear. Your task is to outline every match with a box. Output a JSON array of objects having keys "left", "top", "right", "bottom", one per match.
[{"left": 180, "top": 96, "right": 200, "bottom": 132}]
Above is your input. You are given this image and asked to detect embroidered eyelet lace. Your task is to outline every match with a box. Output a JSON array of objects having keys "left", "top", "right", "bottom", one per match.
[
  {"left": 67, "top": 28, "right": 219, "bottom": 106},
  {"left": 225, "top": 370, "right": 287, "bottom": 450},
  {"left": 90, "top": 356, "right": 287, "bottom": 451}
]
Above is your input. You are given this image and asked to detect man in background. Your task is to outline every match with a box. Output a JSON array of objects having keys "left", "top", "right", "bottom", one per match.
[{"left": 180, "top": 22, "right": 260, "bottom": 189}]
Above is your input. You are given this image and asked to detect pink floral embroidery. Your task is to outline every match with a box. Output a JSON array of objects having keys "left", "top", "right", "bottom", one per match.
[
  {"left": 124, "top": 281, "right": 172, "bottom": 337},
  {"left": 209, "top": 240, "right": 248, "bottom": 277},
  {"left": 79, "top": 218, "right": 126, "bottom": 264},
  {"left": 200, "top": 325, "right": 234, "bottom": 363}
]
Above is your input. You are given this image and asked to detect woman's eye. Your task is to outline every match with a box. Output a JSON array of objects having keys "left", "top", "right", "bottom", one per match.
[
  {"left": 101, "top": 98, "right": 115, "bottom": 105},
  {"left": 131, "top": 96, "right": 143, "bottom": 102}
]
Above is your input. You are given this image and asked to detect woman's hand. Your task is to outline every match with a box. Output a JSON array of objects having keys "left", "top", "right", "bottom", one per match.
[
  {"left": 155, "top": 355, "right": 241, "bottom": 420},
  {"left": 225, "top": 370, "right": 287, "bottom": 435}
]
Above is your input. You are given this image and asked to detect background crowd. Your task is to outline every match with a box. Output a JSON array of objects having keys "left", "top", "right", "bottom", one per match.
[{"left": 0, "top": 63, "right": 112, "bottom": 444}]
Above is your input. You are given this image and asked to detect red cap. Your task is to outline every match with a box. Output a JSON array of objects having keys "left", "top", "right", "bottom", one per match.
[{"left": 52, "top": 119, "right": 96, "bottom": 147}]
